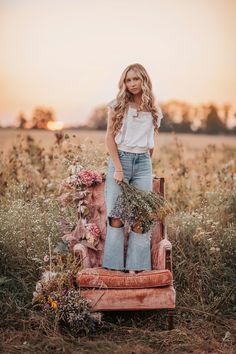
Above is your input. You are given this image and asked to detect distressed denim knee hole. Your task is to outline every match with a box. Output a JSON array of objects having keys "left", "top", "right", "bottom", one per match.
[{"left": 108, "top": 216, "right": 124, "bottom": 228}]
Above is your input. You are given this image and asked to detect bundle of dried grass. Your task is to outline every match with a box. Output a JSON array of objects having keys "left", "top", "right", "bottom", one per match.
[{"left": 109, "top": 181, "right": 174, "bottom": 232}]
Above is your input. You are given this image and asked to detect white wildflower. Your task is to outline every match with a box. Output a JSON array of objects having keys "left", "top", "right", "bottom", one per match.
[
  {"left": 41, "top": 271, "right": 57, "bottom": 282},
  {"left": 43, "top": 255, "right": 50, "bottom": 262}
]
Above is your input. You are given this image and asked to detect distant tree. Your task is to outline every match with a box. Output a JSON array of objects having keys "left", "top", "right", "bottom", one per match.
[
  {"left": 17, "top": 112, "right": 27, "bottom": 129},
  {"left": 204, "top": 105, "right": 226, "bottom": 134},
  {"left": 87, "top": 105, "right": 107, "bottom": 130},
  {"left": 158, "top": 108, "right": 173, "bottom": 132},
  {"left": 31, "top": 107, "right": 56, "bottom": 129},
  {"left": 173, "top": 121, "right": 192, "bottom": 133}
]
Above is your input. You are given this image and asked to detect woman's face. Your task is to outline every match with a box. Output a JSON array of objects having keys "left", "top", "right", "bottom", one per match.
[{"left": 125, "top": 69, "right": 142, "bottom": 95}]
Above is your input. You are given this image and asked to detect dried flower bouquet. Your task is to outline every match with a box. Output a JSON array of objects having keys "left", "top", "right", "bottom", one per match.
[{"left": 109, "top": 180, "right": 173, "bottom": 233}]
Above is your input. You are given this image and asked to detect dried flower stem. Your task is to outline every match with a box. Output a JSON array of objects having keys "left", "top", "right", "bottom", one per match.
[{"left": 48, "top": 236, "right": 52, "bottom": 279}]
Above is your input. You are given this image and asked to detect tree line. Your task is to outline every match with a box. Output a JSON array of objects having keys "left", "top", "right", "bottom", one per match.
[
  {"left": 14, "top": 100, "right": 236, "bottom": 134},
  {"left": 87, "top": 100, "right": 236, "bottom": 134}
]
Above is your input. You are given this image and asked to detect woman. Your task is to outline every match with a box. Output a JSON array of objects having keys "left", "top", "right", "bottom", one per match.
[{"left": 102, "top": 63, "right": 163, "bottom": 274}]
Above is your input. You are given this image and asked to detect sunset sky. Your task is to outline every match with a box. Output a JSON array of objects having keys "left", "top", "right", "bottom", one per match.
[{"left": 1, "top": 0, "right": 236, "bottom": 127}]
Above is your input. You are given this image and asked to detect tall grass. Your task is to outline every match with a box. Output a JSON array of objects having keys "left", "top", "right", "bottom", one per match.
[{"left": 0, "top": 131, "right": 235, "bottom": 352}]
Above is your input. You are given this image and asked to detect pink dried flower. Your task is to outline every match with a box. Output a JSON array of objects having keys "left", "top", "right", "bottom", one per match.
[
  {"left": 77, "top": 223, "right": 101, "bottom": 248},
  {"left": 85, "top": 223, "right": 101, "bottom": 238},
  {"left": 77, "top": 170, "right": 102, "bottom": 187}
]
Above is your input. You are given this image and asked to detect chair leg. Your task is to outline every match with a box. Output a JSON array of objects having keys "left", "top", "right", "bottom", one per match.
[{"left": 167, "top": 309, "right": 174, "bottom": 330}]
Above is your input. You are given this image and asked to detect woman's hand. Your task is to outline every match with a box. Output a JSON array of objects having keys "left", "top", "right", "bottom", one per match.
[
  {"left": 149, "top": 148, "right": 154, "bottom": 157},
  {"left": 113, "top": 170, "right": 124, "bottom": 184}
]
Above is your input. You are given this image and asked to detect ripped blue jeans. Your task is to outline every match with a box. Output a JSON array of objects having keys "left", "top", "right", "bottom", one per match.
[{"left": 102, "top": 150, "right": 153, "bottom": 271}]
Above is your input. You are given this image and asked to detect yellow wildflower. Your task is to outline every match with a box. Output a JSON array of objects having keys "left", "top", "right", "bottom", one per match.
[{"left": 51, "top": 301, "right": 58, "bottom": 310}]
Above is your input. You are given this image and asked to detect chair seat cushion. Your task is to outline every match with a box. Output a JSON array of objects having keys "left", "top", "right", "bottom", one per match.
[{"left": 77, "top": 267, "right": 173, "bottom": 289}]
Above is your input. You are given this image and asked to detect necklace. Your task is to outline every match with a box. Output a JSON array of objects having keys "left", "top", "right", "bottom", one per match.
[{"left": 131, "top": 103, "right": 142, "bottom": 118}]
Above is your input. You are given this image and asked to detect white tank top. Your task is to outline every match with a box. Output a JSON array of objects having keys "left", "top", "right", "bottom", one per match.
[{"left": 107, "top": 99, "right": 163, "bottom": 153}]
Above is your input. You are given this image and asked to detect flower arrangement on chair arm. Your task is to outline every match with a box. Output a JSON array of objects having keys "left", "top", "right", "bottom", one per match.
[
  {"left": 58, "top": 159, "right": 105, "bottom": 254},
  {"left": 32, "top": 159, "right": 105, "bottom": 334}
]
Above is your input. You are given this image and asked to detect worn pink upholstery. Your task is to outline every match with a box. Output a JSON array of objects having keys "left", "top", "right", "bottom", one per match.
[
  {"left": 77, "top": 268, "right": 173, "bottom": 289},
  {"left": 80, "top": 287, "right": 175, "bottom": 311},
  {"left": 74, "top": 177, "right": 176, "bottom": 315}
]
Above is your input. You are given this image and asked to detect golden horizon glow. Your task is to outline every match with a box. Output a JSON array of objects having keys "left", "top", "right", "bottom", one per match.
[
  {"left": 47, "top": 121, "right": 64, "bottom": 131},
  {"left": 1, "top": 0, "right": 236, "bottom": 127}
]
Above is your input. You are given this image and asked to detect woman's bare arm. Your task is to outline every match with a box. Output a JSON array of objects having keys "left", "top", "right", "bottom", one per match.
[
  {"left": 149, "top": 128, "right": 159, "bottom": 157},
  {"left": 105, "top": 107, "right": 124, "bottom": 182}
]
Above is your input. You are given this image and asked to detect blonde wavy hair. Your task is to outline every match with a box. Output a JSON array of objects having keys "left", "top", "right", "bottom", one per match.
[{"left": 111, "top": 63, "right": 160, "bottom": 136}]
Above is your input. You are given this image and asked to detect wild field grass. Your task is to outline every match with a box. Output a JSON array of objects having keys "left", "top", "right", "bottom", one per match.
[{"left": 0, "top": 129, "right": 235, "bottom": 353}]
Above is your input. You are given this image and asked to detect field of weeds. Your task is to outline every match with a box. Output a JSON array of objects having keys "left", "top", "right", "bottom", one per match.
[{"left": 0, "top": 129, "right": 235, "bottom": 354}]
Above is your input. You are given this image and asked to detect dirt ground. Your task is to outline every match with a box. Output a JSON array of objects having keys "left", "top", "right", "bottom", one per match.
[{"left": 0, "top": 309, "right": 235, "bottom": 353}]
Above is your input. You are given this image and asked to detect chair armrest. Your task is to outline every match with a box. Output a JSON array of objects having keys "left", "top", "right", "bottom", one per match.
[{"left": 156, "top": 236, "right": 173, "bottom": 272}]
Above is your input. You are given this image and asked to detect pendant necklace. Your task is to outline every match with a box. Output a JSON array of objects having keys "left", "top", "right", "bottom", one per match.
[{"left": 132, "top": 103, "right": 142, "bottom": 118}]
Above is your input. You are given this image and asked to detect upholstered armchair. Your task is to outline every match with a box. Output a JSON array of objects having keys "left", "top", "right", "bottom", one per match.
[{"left": 75, "top": 177, "right": 176, "bottom": 330}]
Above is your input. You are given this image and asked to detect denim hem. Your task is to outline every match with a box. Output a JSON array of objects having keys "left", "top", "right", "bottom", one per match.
[
  {"left": 102, "top": 266, "right": 126, "bottom": 271},
  {"left": 124, "top": 266, "right": 152, "bottom": 271}
]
